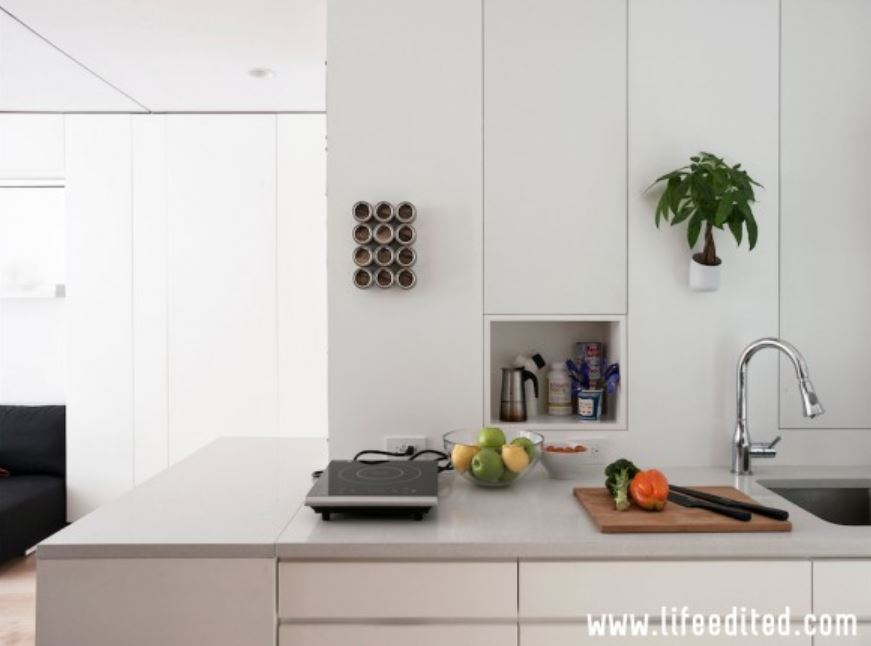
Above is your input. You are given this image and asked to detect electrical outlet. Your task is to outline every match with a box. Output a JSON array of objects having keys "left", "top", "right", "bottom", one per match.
[
  {"left": 576, "top": 438, "right": 609, "bottom": 464},
  {"left": 384, "top": 435, "right": 427, "bottom": 455}
]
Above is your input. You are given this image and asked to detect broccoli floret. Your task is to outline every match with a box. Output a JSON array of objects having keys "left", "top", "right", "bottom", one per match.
[{"left": 605, "top": 458, "right": 640, "bottom": 511}]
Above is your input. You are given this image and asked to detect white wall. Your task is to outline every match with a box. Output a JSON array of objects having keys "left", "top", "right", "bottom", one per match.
[{"left": 327, "top": 0, "right": 871, "bottom": 466}]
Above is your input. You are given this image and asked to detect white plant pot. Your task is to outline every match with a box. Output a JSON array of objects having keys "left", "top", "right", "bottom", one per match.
[{"left": 688, "top": 257, "right": 721, "bottom": 292}]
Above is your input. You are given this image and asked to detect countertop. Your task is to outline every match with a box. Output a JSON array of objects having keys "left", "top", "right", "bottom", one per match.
[
  {"left": 38, "top": 437, "right": 327, "bottom": 559},
  {"left": 276, "top": 462, "right": 871, "bottom": 560},
  {"left": 39, "top": 437, "right": 871, "bottom": 561}
]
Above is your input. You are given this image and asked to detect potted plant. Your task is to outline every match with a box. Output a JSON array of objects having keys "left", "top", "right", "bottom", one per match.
[{"left": 649, "top": 152, "right": 762, "bottom": 291}]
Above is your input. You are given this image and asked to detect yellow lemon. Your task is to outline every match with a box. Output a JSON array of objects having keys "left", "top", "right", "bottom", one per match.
[
  {"left": 501, "top": 444, "right": 530, "bottom": 474},
  {"left": 451, "top": 444, "right": 480, "bottom": 473}
]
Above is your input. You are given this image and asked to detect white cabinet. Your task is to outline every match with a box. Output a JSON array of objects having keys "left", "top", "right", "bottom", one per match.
[
  {"left": 0, "top": 115, "right": 64, "bottom": 179},
  {"left": 813, "top": 561, "right": 871, "bottom": 620},
  {"left": 522, "top": 625, "right": 810, "bottom": 645},
  {"left": 814, "top": 627, "right": 871, "bottom": 645},
  {"left": 165, "top": 115, "right": 279, "bottom": 462},
  {"left": 780, "top": 0, "right": 871, "bottom": 429},
  {"left": 276, "top": 115, "right": 327, "bottom": 437},
  {"left": 37, "top": 558, "right": 275, "bottom": 646},
  {"left": 278, "top": 561, "right": 516, "bottom": 620},
  {"left": 326, "top": 0, "right": 483, "bottom": 457},
  {"left": 520, "top": 561, "right": 811, "bottom": 618},
  {"left": 280, "top": 624, "right": 516, "bottom": 646},
  {"left": 64, "top": 115, "right": 134, "bottom": 519},
  {"left": 131, "top": 115, "right": 169, "bottom": 484},
  {"left": 626, "top": 0, "right": 780, "bottom": 465},
  {"left": 483, "top": 0, "right": 626, "bottom": 315}
]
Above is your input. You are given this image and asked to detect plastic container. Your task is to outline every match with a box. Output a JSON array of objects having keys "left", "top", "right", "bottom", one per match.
[{"left": 547, "top": 363, "right": 573, "bottom": 416}]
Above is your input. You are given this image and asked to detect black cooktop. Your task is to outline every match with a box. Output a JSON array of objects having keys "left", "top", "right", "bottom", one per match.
[{"left": 305, "top": 460, "right": 439, "bottom": 521}]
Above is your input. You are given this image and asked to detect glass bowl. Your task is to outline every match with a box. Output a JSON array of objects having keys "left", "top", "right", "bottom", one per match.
[{"left": 443, "top": 428, "right": 543, "bottom": 488}]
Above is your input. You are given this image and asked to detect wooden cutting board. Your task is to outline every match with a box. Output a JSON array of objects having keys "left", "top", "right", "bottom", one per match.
[{"left": 574, "top": 486, "right": 792, "bottom": 533}]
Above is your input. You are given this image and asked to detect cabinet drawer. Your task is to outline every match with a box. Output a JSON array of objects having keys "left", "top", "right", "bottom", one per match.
[
  {"left": 814, "top": 561, "right": 871, "bottom": 619},
  {"left": 280, "top": 624, "right": 516, "bottom": 646},
  {"left": 520, "top": 561, "right": 811, "bottom": 618},
  {"left": 278, "top": 561, "right": 516, "bottom": 619},
  {"left": 814, "top": 625, "right": 871, "bottom": 645},
  {"left": 522, "top": 624, "right": 811, "bottom": 645}
]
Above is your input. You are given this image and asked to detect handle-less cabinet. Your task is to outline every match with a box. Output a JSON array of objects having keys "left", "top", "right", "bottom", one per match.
[
  {"left": 483, "top": 0, "right": 627, "bottom": 315},
  {"left": 780, "top": 0, "right": 871, "bottom": 429}
]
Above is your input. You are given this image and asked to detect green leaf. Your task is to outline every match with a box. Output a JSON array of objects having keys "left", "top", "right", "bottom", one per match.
[
  {"left": 671, "top": 205, "right": 694, "bottom": 226},
  {"left": 745, "top": 211, "right": 758, "bottom": 250},
  {"left": 687, "top": 213, "right": 704, "bottom": 248},
  {"left": 727, "top": 216, "right": 743, "bottom": 246},
  {"left": 714, "top": 195, "right": 733, "bottom": 226}
]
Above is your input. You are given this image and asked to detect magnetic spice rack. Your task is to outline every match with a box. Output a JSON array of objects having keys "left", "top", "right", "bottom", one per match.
[{"left": 351, "top": 200, "right": 418, "bottom": 290}]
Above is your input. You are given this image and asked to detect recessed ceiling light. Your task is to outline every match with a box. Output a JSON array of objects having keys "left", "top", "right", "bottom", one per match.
[{"left": 248, "top": 68, "right": 276, "bottom": 79}]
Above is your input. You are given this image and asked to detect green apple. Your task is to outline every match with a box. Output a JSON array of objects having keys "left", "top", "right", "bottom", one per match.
[
  {"left": 478, "top": 426, "right": 506, "bottom": 449},
  {"left": 498, "top": 468, "right": 518, "bottom": 482},
  {"left": 471, "top": 447, "right": 505, "bottom": 482}
]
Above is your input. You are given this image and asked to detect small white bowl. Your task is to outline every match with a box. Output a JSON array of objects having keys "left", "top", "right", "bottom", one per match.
[{"left": 540, "top": 441, "right": 592, "bottom": 480}]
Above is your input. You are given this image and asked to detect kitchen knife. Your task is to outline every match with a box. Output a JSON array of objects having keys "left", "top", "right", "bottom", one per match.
[
  {"left": 668, "top": 491, "right": 752, "bottom": 522},
  {"left": 671, "top": 485, "right": 790, "bottom": 521}
]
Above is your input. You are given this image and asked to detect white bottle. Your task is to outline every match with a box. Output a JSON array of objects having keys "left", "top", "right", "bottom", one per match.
[{"left": 547, "top": 363, "right": 573, "bottom": 416}]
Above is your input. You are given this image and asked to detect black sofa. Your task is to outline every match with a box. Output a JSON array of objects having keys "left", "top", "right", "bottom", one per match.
[{"left": 0, "top": 405, "right": 66, "bottom": 563}]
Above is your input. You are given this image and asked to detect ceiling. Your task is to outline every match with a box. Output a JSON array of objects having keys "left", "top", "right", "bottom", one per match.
[{"left": 0, "top": 0, "right": 325, "bottom": 112}]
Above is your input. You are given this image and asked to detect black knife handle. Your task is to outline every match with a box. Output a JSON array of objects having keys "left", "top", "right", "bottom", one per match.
[
  {"left": 702, "top": 501, "right": 752, "bottom": 522},
  {"left": 671, "top": 485, "right": 790, "bottom": 521}
]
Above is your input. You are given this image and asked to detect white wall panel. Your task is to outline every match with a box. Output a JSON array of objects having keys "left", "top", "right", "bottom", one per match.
[
  {"left": 0, "top": 114, "right": 64, "bottom": 178},
  {"left": 327, "top": 0, "right": 483, "bottom": 457},
  {"left": 625, "top": 0, "right": 780, "bottom": 466},
  {"left": 277, "top": 114, "right": 327, "bottom": 437},
  {"left": 65, "top": 115, "right": 134, "bottom": 519},
  {"left": 780, "top": 0, "right": 871, "bottom": 430},
  {"left": 165, "top": 115, "right": 278, "bottom": 462},
  {"left": 132, "top": 115, "right": 169, "bottom": 482},
  {"left": 484, "top": 0, "right": 626, "bottom": 315},
  {"left": 0, "top": 188, "right": 66, "bottom": 404}
]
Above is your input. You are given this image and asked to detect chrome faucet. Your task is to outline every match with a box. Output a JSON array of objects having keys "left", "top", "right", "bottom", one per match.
[{"left": 732, "top": 338, "right": 824, "bottom": 475}]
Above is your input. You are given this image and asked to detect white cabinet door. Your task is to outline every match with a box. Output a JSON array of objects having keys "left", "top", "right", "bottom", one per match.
[
  {"left": 65, "top": 115, "right": 134, "bottom": 519},
  {"left": 815, "top": 626, "right": 871, "bottom": 645},
  {"left": 484, "top": 0, "right": 626, "bottom": 315},
  {"left": 813, "top": 561, "right": 871, "bottom": 620},
  {"left": 522, "top": 624, "right": 811, "bottom": 645},
  {"left": 326, "top": 0, "right": 483, "bottom": 457},
  {"left": 38, "top": 558, "right": 275, "bottom": 646},
  {"left": 780, "top": 0, "right": 871, "bottom": 429},
  {"left": 276, "top": 114, "right": 327, "bottom": 437},
  {"left": 165, "top": 115, "right": 278, "bottom": 462},
  {"left": 280, "top": 624, "right": 516, "bottom": 646},
  {"left": 0, "top": 114, "right": 64, "bottom": 179},
  {"left": 131, "top": 115, "right": 169, "bottom": 483},
  {"left": 627, "top": 0, "right": 780, "bottom": 465},
  {"left": 278, "top": 561, "right": 517, "bottom": 620},
  {"left": 520, "top": 561, "right": 811, "bottom": 618}
]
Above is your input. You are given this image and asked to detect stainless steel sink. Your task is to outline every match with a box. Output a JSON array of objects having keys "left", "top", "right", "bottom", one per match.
[{"left": 758, "top": 479, "right": 871, "bottom": 526}]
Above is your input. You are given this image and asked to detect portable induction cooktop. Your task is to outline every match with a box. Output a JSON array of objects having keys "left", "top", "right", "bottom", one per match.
[{"left": 305, "top": 460, "right": 439, "bottom": 521}]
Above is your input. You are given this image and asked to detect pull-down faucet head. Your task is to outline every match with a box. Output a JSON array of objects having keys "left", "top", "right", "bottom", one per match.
[
  {"left": 732, "top": 337, "right": 824, "bottom": 475},
  {"left": 798, "top": 379, "right": 824, "bottom": 418}
]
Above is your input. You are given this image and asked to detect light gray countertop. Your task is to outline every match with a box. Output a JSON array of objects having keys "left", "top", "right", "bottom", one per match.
[
  {"left": 39, "top": 437, "right": 327, "bottom": 559},
  {"left": 39, "top": 437, "right": 871, "bottom": 561},
  {"left": 277, "top": 462, "right": 871, "bottom": 560}
]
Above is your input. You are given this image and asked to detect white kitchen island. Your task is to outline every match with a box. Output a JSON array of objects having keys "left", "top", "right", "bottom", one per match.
[{"left": 37, "top": 438, "right": 871, "bottom": 646}]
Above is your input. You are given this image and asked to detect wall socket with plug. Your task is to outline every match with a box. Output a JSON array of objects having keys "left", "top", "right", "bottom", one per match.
[
  {"left": 384, "top": 436, "right": 428, "bottom": 455},
  {"left": 540, "top": 437, "right": 609, "bottom": 464}
]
